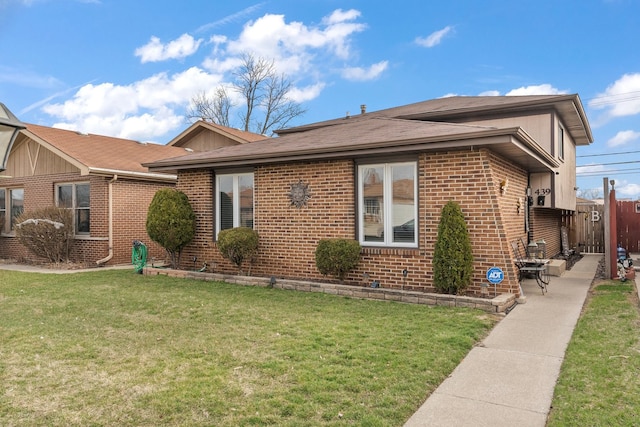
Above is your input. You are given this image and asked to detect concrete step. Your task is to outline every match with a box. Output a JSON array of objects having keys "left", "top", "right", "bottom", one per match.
[{"left": 547, "top": 259, "right": 566, "bottom": 276}]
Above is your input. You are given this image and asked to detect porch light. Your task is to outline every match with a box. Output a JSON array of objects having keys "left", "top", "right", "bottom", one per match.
[{"left": 0, "top": 103, "right": 26, "bottom": 172}]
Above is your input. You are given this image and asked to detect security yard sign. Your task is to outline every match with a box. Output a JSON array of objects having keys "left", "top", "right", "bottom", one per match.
[{"left": 486, "top": 266, "right": 504, "bottom": 284}]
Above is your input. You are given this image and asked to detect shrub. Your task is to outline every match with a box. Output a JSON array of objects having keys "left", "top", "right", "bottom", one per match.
[
  {"left": 15, "top": 207, "right": 74, "bottom": 264},
  {"left": 433, "top": 201, "right": 473, "bottom": 294},
  {"left": 146, "top": 189, "right": 195, "bottom": 269},
  {"left": 315, "top": 238, "right": 361, "bottom": 282},
  {"left": 217, "top": 227, "right": 259, "bottom": 275}
]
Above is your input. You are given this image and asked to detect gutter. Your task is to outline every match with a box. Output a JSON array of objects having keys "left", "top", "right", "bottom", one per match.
[
  {"left": 96, "top": 174, "right": 117, "bottom": 265},
  {"left": 87, "top": 167, "right": 176, "bottom": 182}
]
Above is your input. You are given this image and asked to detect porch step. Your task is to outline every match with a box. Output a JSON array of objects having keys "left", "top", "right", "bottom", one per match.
[{"left": 547, "top": 259, "right": 566, "bottom": 276}]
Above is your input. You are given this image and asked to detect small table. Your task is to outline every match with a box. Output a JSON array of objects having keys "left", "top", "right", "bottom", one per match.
[{"left": 518, "top": 258, "right": 550, "bottom": 293}]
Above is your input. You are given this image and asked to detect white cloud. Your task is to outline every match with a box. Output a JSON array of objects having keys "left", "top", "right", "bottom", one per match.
[
  {"left": 224, "top": 8, "right": 366, "bottom": 67},
  {"left": 576, "top": 164, "right": 605, "bottom": 174},
  {"left": 135, "top": 34, "right": 203, "bottom": 63},
  {"left": 195, "top": 3, "right": 266, "bottom": 33},
  {"left": 322, "top": 8, "right": 361, "bottom": 25},
  {"left": 415, "top": 26, "right": 453, "bottom": 48},
  {"left": 617, "top": 182, "right": 640, "bottom": 199},
  {"left": 38, "top": 8, "right": 378, "bottom": 142},
  {"left": 287, "top": 82, "right": 326, "bottom": 103},
  {"left": 607, "top": 130, "right": 640, "bottom": 147},
  {"left": 43, "top": 67, "right": 221, "bottom": 141},
  {"left": 505, "top": 84, "right": 568, "bottom": 96},
  {"left": 589, "top": 73, "right": 640, "bottom": 120},
  {"left": 478, "top": 90, "right": 500, "bottom": 96},
  {"left": 341, "top": 61, "right": 388, "bottom": 81}
]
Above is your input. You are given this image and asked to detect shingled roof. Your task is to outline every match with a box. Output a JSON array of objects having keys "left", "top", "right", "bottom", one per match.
[
  {"left": 278, "top": 94, "right": 593, "bottom": 146},
  {"left": 145, "top": 95, "right": 592, "bottom": 174},
  {"left": 23, "top": 124, "right": 190, "bottom": 179}
]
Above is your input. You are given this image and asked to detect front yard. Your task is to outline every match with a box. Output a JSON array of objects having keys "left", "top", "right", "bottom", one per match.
[{"left": 0, "top": 269, "right": 496, "bottom": 426}]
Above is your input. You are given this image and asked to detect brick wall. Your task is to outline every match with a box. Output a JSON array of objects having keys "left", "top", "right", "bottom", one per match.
[
  {"left": 0, "top": 173, "right": 174, "bottom": 266},
  {"left": 529, "top": 208, "right": 563, "bottom": 257},
  {"left": 176, "top": 148, "right": 533, "bottom": 296},
  {"left": 108, "top": 178, "right": 175, "bottom": 265}
]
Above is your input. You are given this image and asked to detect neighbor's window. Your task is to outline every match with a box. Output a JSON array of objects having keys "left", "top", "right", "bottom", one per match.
[
  {"left": 56, "top": 183, "right": 90, "bottom": 234},
  {"left": 10, "top": 189, "right": 23, "bottom": 231},
  {"left": 0, "top": 189, "right": 5, "bottom": 233},
  {"left": 358, "top": 162, "right": 417, "bottom": 247},
  {"left": 1, "top": 188, "right": 24, "bottom": 233},
  {"left": 558, "top": 125, "right": 565, "bottom": 160},
  {"left": 216, "top": 172, "right": 254, "bottom": 236}
]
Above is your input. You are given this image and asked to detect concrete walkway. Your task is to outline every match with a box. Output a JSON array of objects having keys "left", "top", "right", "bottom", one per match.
[
  {"left": 0, "top": 262, "right": 131, "bottom": 274},
  {"left": 404, "top": 253, "right": 603, "bottom": 427}
]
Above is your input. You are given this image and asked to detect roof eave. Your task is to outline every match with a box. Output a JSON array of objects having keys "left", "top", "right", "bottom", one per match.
[{"left": 148, "top": 127, "right": 557, "bottom": 173}]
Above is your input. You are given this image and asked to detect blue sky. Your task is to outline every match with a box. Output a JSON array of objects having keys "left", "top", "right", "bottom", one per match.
[{"left": 1, "top": 0, "right": 640, "bottom": 199}]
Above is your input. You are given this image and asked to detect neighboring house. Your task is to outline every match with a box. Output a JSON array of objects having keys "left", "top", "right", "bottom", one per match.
[
  {"left": 146, "top": 95, "right": 593, "bottom": 296},
  {"left": 0, "top": 121, "right": 267, "bottom": 266}
]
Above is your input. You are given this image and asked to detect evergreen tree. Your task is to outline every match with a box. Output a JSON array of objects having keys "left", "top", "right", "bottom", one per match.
[
  {"left": 146, "top": 189, "right": 195, "bottom": 269},
  {"left": 433, "top": 201, "right": 473, "bottom": 294}
]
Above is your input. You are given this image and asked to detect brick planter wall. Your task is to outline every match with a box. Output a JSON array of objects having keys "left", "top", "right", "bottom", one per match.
[{"left": 143, "top": 266, "right": 517, "bottom": 314}]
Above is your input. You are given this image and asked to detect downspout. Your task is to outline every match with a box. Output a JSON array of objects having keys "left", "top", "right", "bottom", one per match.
[{"left": 96, "top": 174, "right": 117, "bottom": 265}]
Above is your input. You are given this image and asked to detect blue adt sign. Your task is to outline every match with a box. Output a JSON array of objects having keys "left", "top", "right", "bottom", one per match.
[{"left": 486, "top": 267, "right": 504, "bottom": 284}]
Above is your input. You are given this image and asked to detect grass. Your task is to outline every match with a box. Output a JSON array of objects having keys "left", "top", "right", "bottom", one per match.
[
  {"left": 0, "top": 269, "right": 496, "bottom": 426},
  {"left": 548, "top": 280, "right": 640, "bottom": 426}
]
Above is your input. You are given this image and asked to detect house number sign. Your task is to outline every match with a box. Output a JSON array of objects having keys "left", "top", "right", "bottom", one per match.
[{"left": 288, "top": 179, "right": 311, "bottom": 209}]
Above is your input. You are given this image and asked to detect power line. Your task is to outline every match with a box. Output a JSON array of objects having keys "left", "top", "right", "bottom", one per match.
[
  {"left": 577, "top": 149, "right": 640, "bottom": 158},
  {"left": 584, "top": 90, "right": 640, "bottom": 106},
  {"left": 577, "top": 160, "right": 640, "bottom": 168},
  {"left": 577, "top": 167, "right": 640, "bottom": 177}
]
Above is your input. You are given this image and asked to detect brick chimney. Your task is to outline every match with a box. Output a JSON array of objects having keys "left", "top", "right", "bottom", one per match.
[{"left": 360, "top": 104, "right": 366, "bottom": 114}]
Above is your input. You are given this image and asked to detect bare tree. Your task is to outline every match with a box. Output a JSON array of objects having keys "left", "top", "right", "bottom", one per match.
[
  {"left": 187, "top": 87, "right": 232, "bottom": 127},
  {"left": 577, "top": 187, "right": 603, "bottom": 200},
  {"left": 188, "top": 53, "right": 306, "bottom": 135}
]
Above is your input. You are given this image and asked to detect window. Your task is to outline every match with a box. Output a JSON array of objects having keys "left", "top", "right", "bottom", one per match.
[
  {"left": 358, "top": 162, "right": 417, "bottom": 247},
  {"left": 0, "top": 188, "right": 24, "bottom": 233},
  {"left": 56, "top": 183, "right": 90, "bottom": 234},
  {"left": 0, "top": 189, "right": 4, "bottom": 232},
  {"left": 216, "top": 172, "right": 254, "bottom": 236},
  {"left": 558, "top": 125, "right": 565, "bottom": 160}
]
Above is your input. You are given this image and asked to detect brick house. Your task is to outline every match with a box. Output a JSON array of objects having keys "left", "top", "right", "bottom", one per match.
[
  {"left": 146, "top": 95, "right": 593, "bottom": 296},
  {"left": 0, "top": 121, "right": 267, "bottom": 266}
]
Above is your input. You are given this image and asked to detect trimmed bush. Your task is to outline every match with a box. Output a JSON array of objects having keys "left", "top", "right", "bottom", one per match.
[
  {"left": 315, "top": 238, "right": 361, "bottom": 282},
  {"left": 217, "top": 227, "right": 259, "bottom": 275},
  {"left": 15, "top": 207, "right": 74, "bottom": 264},
  {"left": 433, "top": 201, "right": 473, "bottom": 294},
  {"left": 146, "top": 189, "right": 195, "bottom": 269}
]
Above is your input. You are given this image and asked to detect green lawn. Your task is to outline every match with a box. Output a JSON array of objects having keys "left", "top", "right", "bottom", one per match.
[
  {"left": 0, "top": 269, "right": 496, "bottom": 426},
  {"left": 548, "top": 280, "right": 640, "bottom": 426}
]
